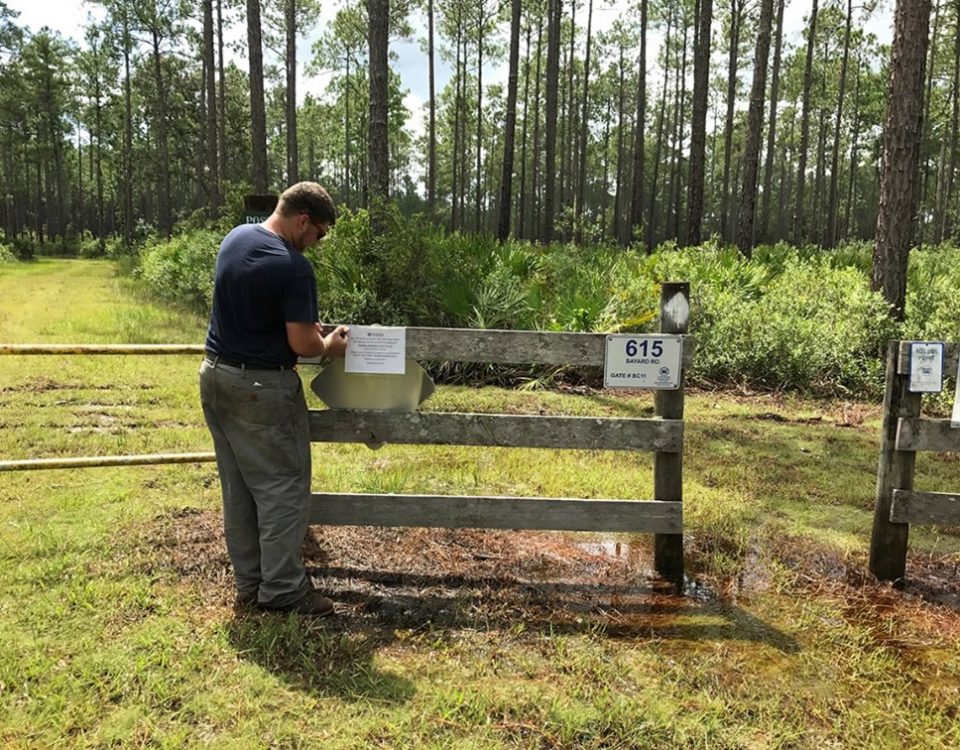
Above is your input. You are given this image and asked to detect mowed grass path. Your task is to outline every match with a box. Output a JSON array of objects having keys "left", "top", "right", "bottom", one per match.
[{"left": 1, "top": 258, "right": 959, "bottom": 748}]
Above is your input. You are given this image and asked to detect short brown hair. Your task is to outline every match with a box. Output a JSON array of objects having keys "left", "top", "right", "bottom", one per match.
[{"left": 277, "top": 182, "right": 337, "bottom": 226}]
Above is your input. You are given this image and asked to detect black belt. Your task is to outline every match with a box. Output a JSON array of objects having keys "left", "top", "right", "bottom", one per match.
[{"left": 205, "top": 350, "right": 290, "bottom": 371}]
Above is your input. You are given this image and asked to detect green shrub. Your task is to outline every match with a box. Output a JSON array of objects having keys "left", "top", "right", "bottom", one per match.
[
  {"left": 691, "top": 256, "right": 894, "bottom": 394},
  {"left": 128, "top": 207, "right": 960, "bottom": 398},
  {"left": 11, "top": 236, "right": 34, "bottom": 261},
  {"left": 311, "top": 208, "right": 502, "bottom": 327},
  {"left": 78, "top": 231, "right": 106, "bottom": 258},
  {"left": 904, "top": 245, "right": 960, "bottom": 343},
  {"left": 0, "top": 241, "right": 15, "bottom": 264},
  {"left": 138, "top": 229, "right": 221, "bottom": 312},
  {"left": 629, "top": 242, "right": 895, "bottom": 395},
  {"left": 308, "top": 208, "right": 383, "bottom": 324}
]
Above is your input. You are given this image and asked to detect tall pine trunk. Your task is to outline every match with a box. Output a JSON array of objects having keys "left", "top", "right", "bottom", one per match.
[
  {"left": 367, "top": 0, "right": 389, "bottom": 227},
  {"left": 793, "top": 0, "right": 819, "bottom": 243},
  {"left": 247, "top": 0, "right": 268, "bottom": 192},
  {"left": 668, "top": 10, "right": 688, "bottom": 241},
  {"left": 531, "top": 16, "right": 544, "bottom": 239},
  {"left": 427, "top": 0, "right": 436, "bottom": 213},
  {"left": 285, "top": 0, "right": 299, "bottom": 184},
  {"left": 150, "top": 29, "right": 172, "bottom": 235},
  {"left": 203, "top": 0, "right": 218, "bottom": 208},
  {"left": 871, "top": 0, "right": 932, "bottom": 321},
  {"left": 542, "top": 0, "right": 561, "bottom": 243},
  {"left": 942, "top": 0, "right": 960, "bottom": 241},
  {"left": 760, "top": 0, "right": 784, "bottom": 241},
  {"left": 826, "top": 0, "right": 852, "bottom": 248},
  {"left": 720, "top": 0, "right": 744, "bottom": 242},
  {"left": 563, "top": 0, "right": 577, "bottom": 214},
  {"left": 735, "top": 0, "right": 774, "bottom": 257},
  {"left": 630, "top": 0, "right": 648, "bottom": 244},
  {"left": 574, "top": 0, "right": 593, "bottom": 244},
  {"left": 121, "top": 10, "right": 133, "bottom": 247},
  {"left": 497, "top": 0, "right": 521, "bottom": 241},
  {"left": 217, "top": 0, "right": 226, "bottom": 184},
  {"left": 518, "top": 21, "right": 532, "bottom": 239},
  {"left": 685, "top": 0, "right": 712, "bottom": 246},
  {"left": 918, "top": 0, "right": 941, "bottom": 244},
  {"left": 844, "top": 53, "right": 863, "bottom": 240},
  {"left": 615, "top": 41, "right": 627, "bottom": 244},
  {"left": 475, "top": 4, "right": 486, "bottom": 232},
  {"left": 647, "top": 11, "right": 672, "bottom": 252},
  {"left": 344, "top": 55, "right": 351, "bottom": 204}
]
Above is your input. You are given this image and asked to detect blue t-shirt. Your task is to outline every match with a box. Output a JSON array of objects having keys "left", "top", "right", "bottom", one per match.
[{"left": 205, "top": 224, "right": 319, "bottom": 367}]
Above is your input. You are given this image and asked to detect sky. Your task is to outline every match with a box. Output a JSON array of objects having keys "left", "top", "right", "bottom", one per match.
[{"left": 6, "top": 0, "right": 894, "bottom": 145}]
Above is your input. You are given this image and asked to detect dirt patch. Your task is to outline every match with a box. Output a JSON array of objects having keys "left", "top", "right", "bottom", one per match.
[
  {"left": 776, "top": 541, "right": 960, "bottom": 646},
  {"left": 751, "top": 412, "right": 825, "bottom": 426},
  {"left": 144, "top": 507, "right": 779, "bottom": 642},
  {"left": 747, "top": 402, "right": 880, "bottom": 429},
  {"left": 0, "top": 377, "right": 80, "bottom": 393},
  {"left": 0, "top": 379, "right": 156, "bottom": 394},
  {"left": 141, "top": 507, "right": 960, "bottom": 648}
]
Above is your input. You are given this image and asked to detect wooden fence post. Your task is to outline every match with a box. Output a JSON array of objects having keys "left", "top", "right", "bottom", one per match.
[
  {"left": 654, "top": 281, "right": 689, "bottom": 581},
  {"left": 869, "top": 340, "right": 920, "bottom": 582}
]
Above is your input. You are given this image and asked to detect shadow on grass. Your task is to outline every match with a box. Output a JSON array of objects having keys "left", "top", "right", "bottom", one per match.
[
  {"left": 152, "top": 506, "right": 799, "bottom": 700},
  {"left": 216, "top": 547, "right": 799, "bottom": 708},
  {"left": 305, "top": 564, "right": 800, "bottom": 654},
  {"left": 148, "top": 508, "right": 417, "bottom": 705},
  {"left": 222, "top": 608, "right": 417, "bottom": 704}
]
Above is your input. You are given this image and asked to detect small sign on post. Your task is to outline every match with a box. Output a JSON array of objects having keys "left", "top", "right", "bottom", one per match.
[
  {"left": 603, "top": 334, "right": 683, "bottom": 390},
  {"left": 908, "top": 341, "right": 944, "bottom": 393},
  {"left": 952, "top": 357, "right": 960, "bottom": 427}
]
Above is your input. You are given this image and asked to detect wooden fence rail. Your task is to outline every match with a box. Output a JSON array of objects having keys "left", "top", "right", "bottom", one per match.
[{"left": 308, "top": 281, "right": 692, "bottom": 581}]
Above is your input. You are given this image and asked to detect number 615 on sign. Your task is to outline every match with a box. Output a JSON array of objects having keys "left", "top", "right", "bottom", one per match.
[{"left": 603, "top": 334, "right": 683, "bottom": 389}]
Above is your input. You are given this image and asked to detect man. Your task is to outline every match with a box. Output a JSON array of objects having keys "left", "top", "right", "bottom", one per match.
[{"left": 200, "top": 182, "right": 349, "bottom": 616}]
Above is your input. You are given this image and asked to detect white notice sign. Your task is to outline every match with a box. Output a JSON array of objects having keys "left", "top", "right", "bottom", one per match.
[
  {"left": 952, "top": 357, "right": 960, "bottom": 428},
  {"left": 909, "top": 342, "right": 945, "bottom": 393},
  {"left": 604, "top": 334, "right": 683, "bottom": 390},
  {"left": 345, "top": 326, "right": 406, "bottom": 374}
]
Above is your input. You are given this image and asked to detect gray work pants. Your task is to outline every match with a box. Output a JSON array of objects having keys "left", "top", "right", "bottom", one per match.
[{"left": 199, "top": 358, "right": 311, "bottom": 608}]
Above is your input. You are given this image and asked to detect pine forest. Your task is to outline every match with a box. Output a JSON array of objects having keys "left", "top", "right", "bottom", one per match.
[{"left": 0, "top": 0, "right": 948, "bottom": 253}]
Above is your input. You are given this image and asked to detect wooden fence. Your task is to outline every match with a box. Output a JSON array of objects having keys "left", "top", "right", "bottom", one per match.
[
  {"left": 870, "top": 340, "right": 960, "bottom": 580},
  {"left": 0, "top": 283, "right": 692, "bottom": 580},
  {"left": 305, "top": 282, "right": 692, "bottom": 581}
]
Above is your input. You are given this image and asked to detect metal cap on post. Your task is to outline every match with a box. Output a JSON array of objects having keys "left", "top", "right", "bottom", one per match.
[{"left": 654, "top": 281, "right": 689, "bottom": 583}]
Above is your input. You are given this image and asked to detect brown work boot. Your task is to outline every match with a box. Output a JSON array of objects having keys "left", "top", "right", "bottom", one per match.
[{"left": 261, "top": 589, "right": 335, "bottom": 617}]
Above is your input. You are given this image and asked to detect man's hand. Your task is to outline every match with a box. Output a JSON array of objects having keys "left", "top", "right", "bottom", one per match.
[
  {"left": 286, "top": 322, "right": 349, "bottom": 358},
  {"left": 322, "top": 324, "right": 349, "bottom": 357}
]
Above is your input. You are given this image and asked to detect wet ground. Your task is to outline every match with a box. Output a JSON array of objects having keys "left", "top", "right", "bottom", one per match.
[{"left": 146, "top": 507, "right": 960, "bottom": 647}]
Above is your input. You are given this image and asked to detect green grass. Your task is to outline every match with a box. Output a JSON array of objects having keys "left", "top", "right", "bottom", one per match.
[{"left": 2, "top": 258, "right": 960, "bottom": 748}]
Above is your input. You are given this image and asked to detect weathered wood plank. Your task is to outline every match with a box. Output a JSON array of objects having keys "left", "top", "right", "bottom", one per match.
[
  {"left": 309, "top": 326, "right": 695, "bottom": 368},
  {"left": 896, "top": 418, "right": 960, "bottom": 452},
  {"left": 1, "top": 331, "right": 695, "bottom": 369},
  {"left": 896, "top": 341, "right": 960, "bottom": 378},
  {"left": 870, "top": 341, "right": 921, "bottom": 581},
  {"left": 309, "top": 410, "right": 683, "bottom": 452},
  {"left": 308, "top": 492, "right": 682, "bottom": 533},
  {"left": 890, "top": 489, "right": 960, "bottom": 525},
  {"left": 654, "top": 282, "right": 688, "bottom": 581}
]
